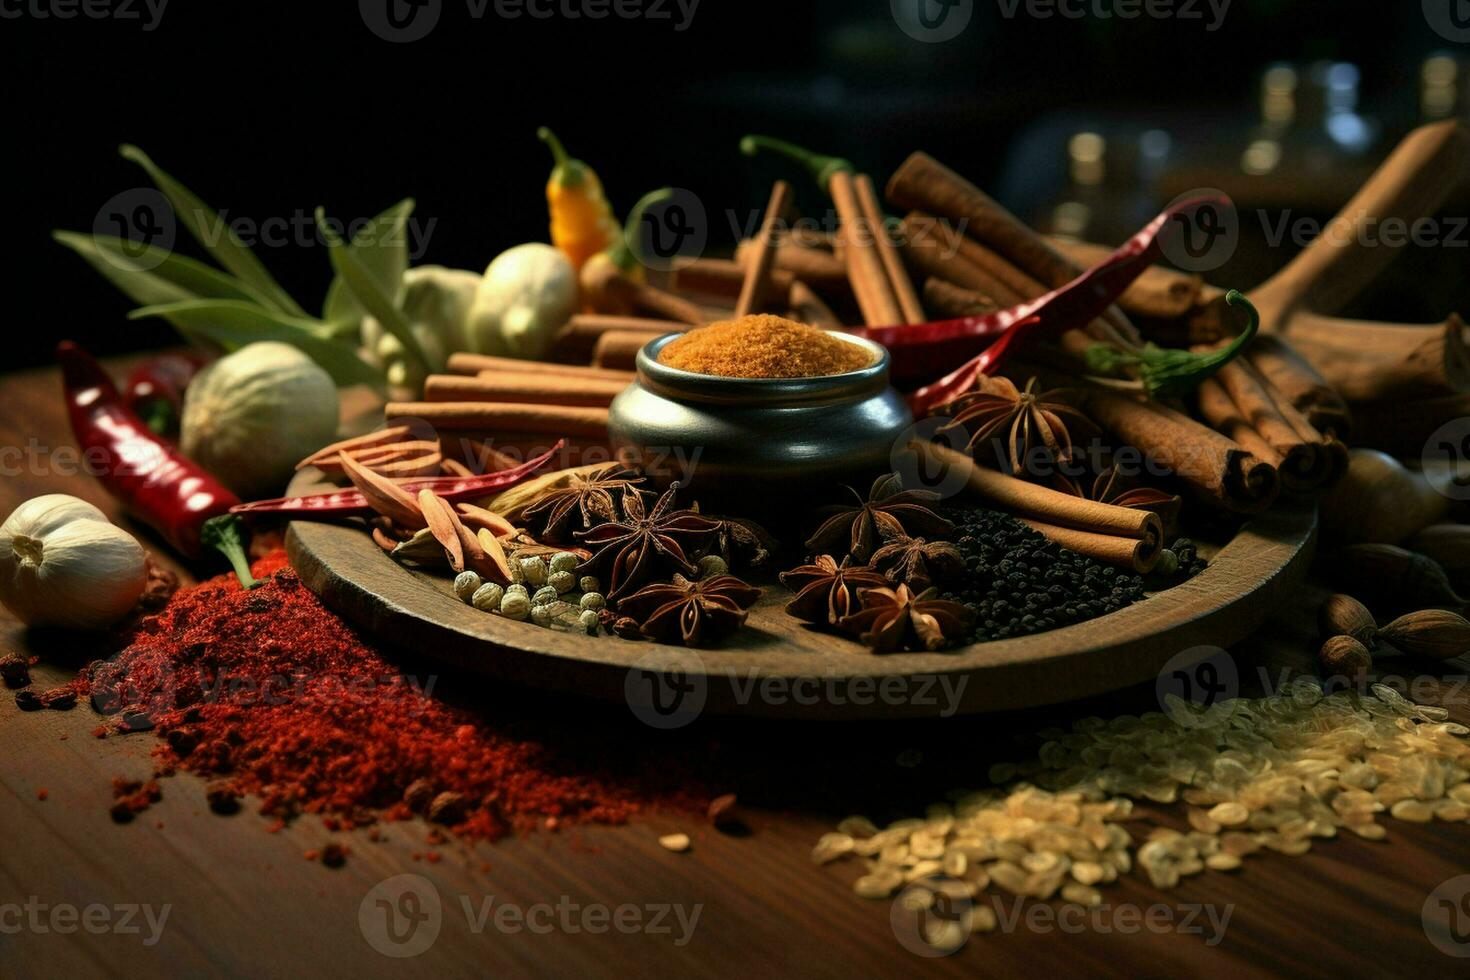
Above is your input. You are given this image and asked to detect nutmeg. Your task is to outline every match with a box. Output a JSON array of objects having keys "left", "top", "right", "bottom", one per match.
[
  {"left": 1317, "top": 594, "right": 1377, "bottom": 649},
  {"left": 1378, "top": 609, "right": 1470, "bottom": 661},
  {"left": 1327, "top": 544, "right": 1465, "bottom": 617},
  {"left": 1317, "top": 635, "right": 1373, "bottom": 678}
]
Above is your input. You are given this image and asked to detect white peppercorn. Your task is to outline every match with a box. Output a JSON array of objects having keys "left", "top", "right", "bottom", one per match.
[
  {"left": 454, "top": 571, "right": 482, "bottom": 602},
  {"left": 531, "top": 603, "right": 556, "bottom": 627},
  {"left": 548, "top": 570, "right": 575, "bottom": 594},
  {"left": 505, "top": 583, "right": 530, "bottom": 598},
  {"left": 471, "top": 582, "right": 504, "bottom": 612},
  {"left": 499, "top": 592, "right": 531, "bottom": 620},
  {"left": 697, "top": 554, "right": 729, "bottom": 578},
  {"left": 518, "top": 557, "right": 548, "bottom": 588},
  {"left": 549, "top": 552, "right": 579, "bottom": 574},
  {"left": 578, "top": 609, "right": 600, "bottom": 635},
  {"left": 579, "top": 592, "right": 606, "bottom": 612},
  {"left": 579, "top": 575, "right": 600, "bottom": 593},
  {"left": 532, "top": 585, "right": 559, "bottom": 606}
]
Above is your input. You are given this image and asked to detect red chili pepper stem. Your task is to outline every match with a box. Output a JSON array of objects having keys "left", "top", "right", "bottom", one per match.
[{"left": 200, "top": 515, "right": 260, "bottom": 589}]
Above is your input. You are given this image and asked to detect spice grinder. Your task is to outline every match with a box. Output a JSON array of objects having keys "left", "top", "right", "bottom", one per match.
[{"left": 608, "top": 332, "right": 914, "bottom": 503}]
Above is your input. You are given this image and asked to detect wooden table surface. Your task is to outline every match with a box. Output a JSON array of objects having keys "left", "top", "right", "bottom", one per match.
[{"left": 5, "top": 355, "right": 1470, "bottom": 979}]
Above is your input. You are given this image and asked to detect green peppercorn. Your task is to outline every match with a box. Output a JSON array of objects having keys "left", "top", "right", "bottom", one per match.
[
  {"left": 549, "top": 552, "right": 579, "bottom": 574},
  {"left": 579, "top": 575, "right": 600, "bottom": 593},
  {"left": 548, "top": 570, "right": 576, "bottom": 594},
  {"left": 471, "top": 582, "right": 504, "bottom": 612},
  {"left": 532, "top": 585, "right": 559, "bottom": 606},
  {"left": 580, "top": 592, "right": 606, "bottom": 612},
  {"left": 454, "top": 571, "right": 482, "bottom": 602},
  {"left": 499, "top": 592, "right": 531, "bottom": 620},
  {"left": 578, "top": 609, "right": 600, "bottom": 635}
]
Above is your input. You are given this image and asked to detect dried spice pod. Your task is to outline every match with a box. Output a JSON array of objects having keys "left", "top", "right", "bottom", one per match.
[
  {"left": 1317, "top": 635, "right": 1373, "bottom": 678},
  {"left": 1378, "top": 609, "right": 1470, "bottom": 661},
  {"left": 1317, "top": 594, "right": 1378, "bottom": 649},
  {"left": 1405, "top": 524, "right": 1470, "bottom": 590},
  {"left": 1326, "top": 544, "right": 1464, "bottom": 616}
]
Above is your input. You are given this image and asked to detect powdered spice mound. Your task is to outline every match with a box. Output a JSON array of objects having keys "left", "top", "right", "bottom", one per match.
[
  {"left": 74, "top": 553, "right": 716, "bottom": 840},
  {"left": 657, "top": 314, "right": 873, "bottom": 378}
]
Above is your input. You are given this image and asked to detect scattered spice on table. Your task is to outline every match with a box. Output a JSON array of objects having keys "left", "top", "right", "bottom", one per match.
[
  {"left": 819, "top": 678, "right": 1470, "bottom": 917},
  {"left": 69, "top": 553, "right": 719, "bottom": 840},
  {"left": 657, "top": 314, "right": 872, "bottom": 378}
]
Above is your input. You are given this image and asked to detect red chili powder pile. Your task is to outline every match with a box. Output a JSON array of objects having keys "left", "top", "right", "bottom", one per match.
[{"left": 73, "top": 552, "right": 717, "bottom": 840}]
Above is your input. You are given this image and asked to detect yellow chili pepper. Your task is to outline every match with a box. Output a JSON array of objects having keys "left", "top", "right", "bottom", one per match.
[{"left": 537, "top": 127, "right": 620, "bottom": 271}]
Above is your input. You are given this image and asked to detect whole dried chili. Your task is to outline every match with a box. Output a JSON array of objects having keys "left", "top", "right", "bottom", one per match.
[
  {"left": 58, "top": 341, "right": 238, "bottom": 559},
  {"left": 73, "top": 552, "right": 715, "bottom": 839},
  {"left": 849, "top": 195, "right": 1230, "bottom": 411},
  {"left": 229, "top": 442, "right": 565, "bottom": 518},
  {"left": 122, "top": 351, "right": 209, "bottom": 436}
]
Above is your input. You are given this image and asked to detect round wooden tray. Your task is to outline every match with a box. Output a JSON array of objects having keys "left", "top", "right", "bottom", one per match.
[{"left": 284, "top": 472, "right": 1316, "bottom": 720}]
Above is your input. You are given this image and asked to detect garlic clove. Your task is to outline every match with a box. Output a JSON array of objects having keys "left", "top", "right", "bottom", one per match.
[{"left": 0, "top": 515, "right": 147, "bottom": 630}]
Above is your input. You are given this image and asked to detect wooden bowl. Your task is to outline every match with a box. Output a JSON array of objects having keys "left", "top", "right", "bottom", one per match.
[{"left": 283, "top": 471, "right": 1317, "bottom": 720}]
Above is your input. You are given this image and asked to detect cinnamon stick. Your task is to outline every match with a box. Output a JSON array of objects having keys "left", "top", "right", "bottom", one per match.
[
  {"left": 1282, "top": 312, "right": 1470, "bottom": 401},
  {"left": 1018, "top": 518, "right": 1162, "bottom": 573},
  {"left": 922, "top": 278, "right": 1000, "bottom": 318},
  {"left": 672, "top": 258, "right": 800, "bottom": 302},
  {"left": 1194, "top": 377, "right": 1282, "bottom": 469},
  {"left": 1081, "top": 389, "right": 1280, "bottom": 513},
  {"left": 592, "top": 331, "right": 658, "bottom": 371},
  {"left": 447, "top": 352, "right": 633, "bottom": 383},
  {"left": 915, "top": 442, "right": 1163, "bottom": 549},
  {"left": 423, "top": 373, "right": 628, "bottom": 408},
  {"left": 735, "top": 239, "right": 848, "bottom": 292},
  {"left": 855, "top": 174, "right": 925, "bottom": 324},
  {"left": 1045, "top": 236, "right": 1203, "bottom": 320},
  {"left": 832, "top": 170, "right": 903, "bottom": 325},
  {"left": 550, "top": 314, "right": 686, "bottom": 363},
  {"left": 736, "top": 180, "right": 794, "bottom": 318},
  {"left": 886, "top": 152, "right": 1140, "bottom": 347},
  {"left": 386, "top": 402, "right": 610, "bottom": 438},
  {"left": 1243, "top": 334, "right": 1353, "bottom": 439},
  {"left": 1199, "top": 359, "right": 1334, "bottom": 492},
  {"left": 897, "top": 214, "right": 1027, "bottom": 305}
]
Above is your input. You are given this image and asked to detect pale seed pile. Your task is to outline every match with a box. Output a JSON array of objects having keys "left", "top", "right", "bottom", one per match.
[{"left": 816, "top": 679, "right": 1470, "bottom": 929}]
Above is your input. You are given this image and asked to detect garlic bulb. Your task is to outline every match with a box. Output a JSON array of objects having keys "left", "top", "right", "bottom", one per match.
[{"left": 0, "top": 494, "right": 148, "bottom": 629}]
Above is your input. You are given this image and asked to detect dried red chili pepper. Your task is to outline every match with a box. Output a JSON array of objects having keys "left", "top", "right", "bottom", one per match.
[
  {"left": 123, "top": 351, "right": 209, "bottom": 436},
  {"left": 58, "top": 341, "right": 239, "bottom": 559},
  {"left": 849, "top": 195, "right": 1227, "bottom": 413},
  {"left": 229, "top": 442, "right": 565, "bottom": 519}
]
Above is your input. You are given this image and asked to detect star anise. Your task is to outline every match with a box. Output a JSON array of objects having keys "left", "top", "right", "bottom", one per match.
[
  {"left": 779, "top": 555, "right": 890, "bottom": 627},
  {"left": 618, "top": 574, "right": 762, "bottom": 646},
  {"left": 575, "top": 482, "right": 720, "bottom": 602},
  {"left": 938, "top": 376, "right": 1099, "bottom": 477},
  {"left": 1055, "top": 465, "right": 1182, "bottom": 535},
  {"left": 805, "top": 473, "right": 954, "bottom": 563},
  {"left": 867, "top": 537, "right": 964, "bottom": 592},
  {"left": 521, "top": 464, "right": 650, "bottom": 542},
  {"left": 701, "top": 515, "right": 776, "bottom": 569},
  {"left": 837, "top": 584, "right": 973, "bottom": 654}
]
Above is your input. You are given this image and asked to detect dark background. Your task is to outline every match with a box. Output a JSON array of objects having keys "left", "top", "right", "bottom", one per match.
[{"left": 6, "top": 0, "right": 1466, "bottom": 367}]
